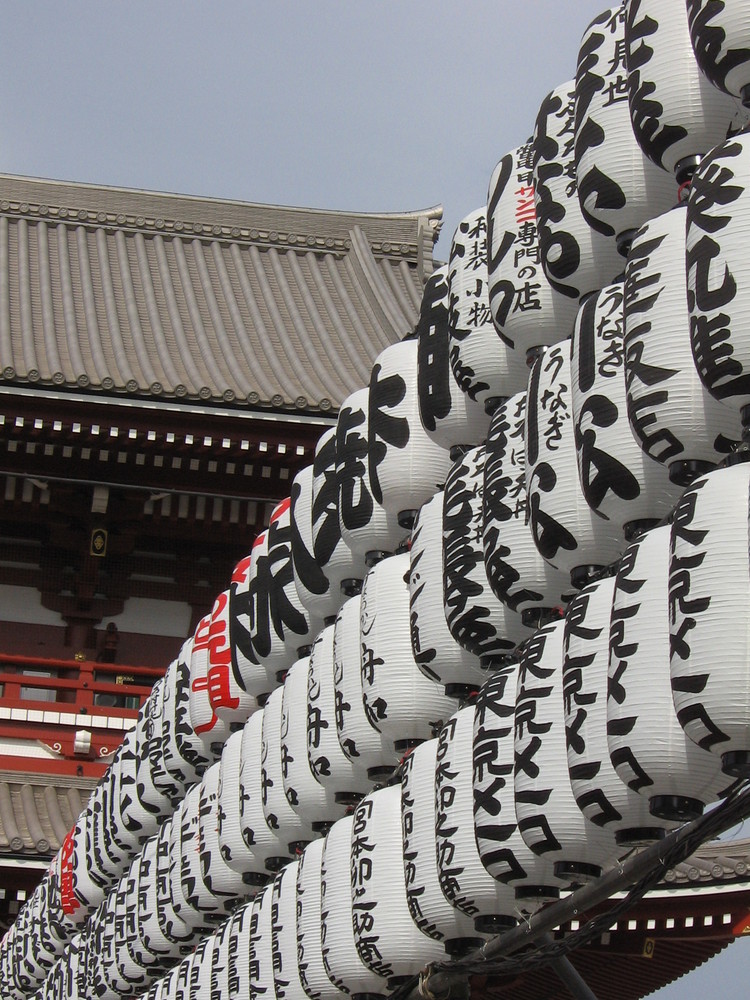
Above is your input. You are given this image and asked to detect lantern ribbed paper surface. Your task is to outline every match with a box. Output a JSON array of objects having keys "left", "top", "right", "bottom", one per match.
[
  {"left": 281, "top": 657, "right": 343, "bottom": 828},
  {"left": 575, "top": 6, "right": 675, "bottom": 247},
  {"left": 153, "top": 819, "right": 196, "bottom": 952},
  {"left": 686, "top": 132, "right": 750, "bottom": 413},
  {"left": 483, "top": 393, "right": 570, "bottom": 619},
  {"left": 351, "top": 787, "right": 446, "bottom": 984},
  {"left": 409, "top": 493, "right": 488, "bottom": 694},
  {"left": 145, "top": 677, "right": 181, "bottom": 807},
  {"left": 262, "top": 687, "right": 316, "bottom": 852},
  {"left": 292, "top": 463, "right": 343, "bottom": 621},
  {"left": 332, "top": 593, "right": 398, "bottom": 777},
  {"left": 217, "top": 729, "right": 254, "bottom": 875},
  {"left": 271, "top": 860, "right": 306, "bottom": 1000},
  {"left": 608, "top": 525, "right": 729, "bottom": 821},
  {"left": 248, "top": 886, "right": 276, "bottom": 1000},
  {"left": 228, "top": 553, "right": 267, "bottom": 700},
  {"left": 312, "top": 428, "right": 367, "bottom": 611},
  {"left": 624, "top": 205, "right": 741, "bottom": 481},
  {"left": 444, "top": 446, "right": 531, "bottom": 662},
  {"left": 670, "top": 465, "right": 750, "bottom": 776},
  {"left": 515, "top": 621, "right": 620, "bottom": 882},
  {"left": 435, "top": 708, "right": 520, "bottom": 932},
  {"left": 625, "top": 0, "right": 743, "bottom": 178},
  {"left": 136, "top": 835, "right": 176, "bottom": 961},
  {"left": 239, "top": 709, "right": 292, "bottom": 874},
  {"left": 337, "top": 387, "right": 402, "bottom": 562},
  {"left": 198, "top": 762, "right": 250, "bottom": 906},
  {"left": 267, "top": 497, "right": 321, "bottom": 663},
  {"left": 206, "top": 588, "right": 258, "bottom": 729},
  {"left": 188, "top": 613, "right": 231, "bottom": 754},
  {"left": 533, "top": 80, "right": 622, "bottom": 301},
  {"left": 563, "top": 577, "right": 673, "bottom": 845},
  {"left": 417, "top": 265, "right": 490, "bottom": 451},
  {"left": 225, "top": 901, "right": 254, "bottom": 999},
  {"left": 360, "top": 552, "right": 458, "bottom": 749},
  {"left": 184, "top": 931, "right": 215, "bottom": 998},
  {"left": 526, "top": 343, "right": 624, "bottom": 584},
  {"left": 448, "top": 208, "right": 528, "bottom": 412},
  {"left": 687, "top": 0, "right": 750, "bottom": 100},
  {"left": 488, "top": 143, "right": 580, "bottom": 357},
  {"left": 307, "top": 624, "right": 369, "bottom": 803},
  {"left": 320, "top": 815, "right": 388, "bottom": 999},
  {"left": 571, "top": 281, "right": 680, "bottom": 531},
  {"left": 401, "top": 738, "right": 483, "bottom": 951},
  {"left": 297, "top": 839, "right": 343, "bottom": 1000},
  {"left": 209, "top": 915, "right": 233, "bottom": 1000},
  {"left": 161, "top": 640, "right": 211, "bottom": 787},
  {"left": 176, "top": 784, "right": 226, "bottom": 923},
  {"left": 368, "top": 338, "right": 453, "bottom": 530}
]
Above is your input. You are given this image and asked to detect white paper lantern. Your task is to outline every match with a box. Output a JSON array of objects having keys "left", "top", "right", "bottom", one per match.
[
  {"left": 248, "top": 885, "right": 276, "bottom": 1000},
  {"left": 292, "top": 464, "right": 341, "bottom": 622},
  {"left": 307, "top": 624, "right": 369, "bottom": 804},
  {"left": 320, "top": 815, "right": 389, "bottom": 999},
  {"left": 687, "top": 0, "right": 750, "bottom": 101},
  {"left": 217, "top": 728, "right": 272, "bottom": 889},
  {"left": 336, "top": 387, "right": 402, "bottom": 564},
  {"left": 332, "top": 593, "right": 398, "bottom": 779},
  {"left": 669, "top": 465, "right": 750, "bottom": 776},
  {"left": 161, "top": 640, "right": 211, "bottom": 788},
  {"left": 533, "top": 80, "right": 622, "bottom": 300},
  {"left": 296, "top": 839, "right": 345, "bottom": 1000},
  {"left": 624, "top": 205, "right": 742, "bottom": 484},
  {"left": 183, "top": 932, "right": 215, "bottom": 999},
  {"left": 625, "top": 0, "right": 743, "bottom": 181},
  {"left": 262, "top": 687, "right": 317, "bottom": 853},
  {"left": 208, "top": 916, "right": 233, "bottom": 1000},
  {"left": 575, "top": 6, "right": 675, "bottom": 251},
  {"left": 686, "top": 132, "right": 750, "bottom": 424},
  {"left": 267, "top": 496, "right": 321, "bottom": 661},
  {"left": 409, "top": 493, "right": 488, "bottom": 697},
  {"left": 225, "top": 901, "right": 254, "bottom": 999},
  {"left": 488, "top": 143, "right": 580, "bottom": 359},
  {"left": 134, "top": 835, "right": 178, "bottom": 963},
  {"left": 515, "top": 620, "right": 620, "bottom": 882},
  {"left": 228, "top": 552, "right": 269, "bottom": 700},
  {"left": 361, "top": 552, "right": 458, "bottom": 750},
  {"left": 281, "top": 657, "right": 344, "bottom": 829},
  {"left": 206, "top": 588, "right": 259, "bottom": 729},
  {"left": 368, "top": 338, "right": 453, "bottom": 530},
  {"left": 401, "top": 738, "right": 483, "bottom": 954},
  {"left": 351, "top": 787, "right": 446, "bottom": 987},
  {"left": 571, "top": 281, "right": 680, "bottom": 533},
  {"left": 526, "top": 342, "right": 625, "bottom": 586},
  {"left": 171, "top": 787, "right": 225, "bottom": 928},
  {"left": 448, "top": 208, "right": 529, "bottom": 412},
  {"left": 270, "top": 860, "right": 307, "bottom": 1000},
  {"left": 563, "top": 577, "right": 674, "bottom": 845},
  {"left": 483, "top": 392, "right": 571, "bottom": 625},
  {"left": 444, "top": 446, "right": 532, "bottom": 662},
  {"left": 239, "top": 709, "right": 294, "bottom": 876},
  {"left": 608, "top": 525, "right": 729, "bottom": 820},
  {"left": 417, "top": 265, "right": 491, "bottom": 451},
  {"left": 435, "top": 708, "right": 520, "bottom": 931},
  {"left": 153, "top": 818, "right": 197, "bottom": 954},
  {"left": 198, "top": 762, "right": 251, "bottom": 909},
  {"left": 189, "top": 613, "right": 232, "bottom": 755}
]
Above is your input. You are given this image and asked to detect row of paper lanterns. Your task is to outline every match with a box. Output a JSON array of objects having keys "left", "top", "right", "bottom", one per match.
[{"left": 7, "top": 0, "right": 750, "bottom": 997}]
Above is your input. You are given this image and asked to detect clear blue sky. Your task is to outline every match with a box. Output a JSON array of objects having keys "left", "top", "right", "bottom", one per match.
[{"left": 1, "top": 2, "right": 748, "bottom": 994}]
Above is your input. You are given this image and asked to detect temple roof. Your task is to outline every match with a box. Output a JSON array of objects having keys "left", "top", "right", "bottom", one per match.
[
  {"left": 0, "top": 175, "right": 441, "bottom": 414},
  {"left": 0, "top": 773, "right": 94, "bottom": 856}
]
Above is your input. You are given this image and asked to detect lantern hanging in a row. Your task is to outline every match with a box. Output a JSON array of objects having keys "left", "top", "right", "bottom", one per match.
[
  {"left": 360, "top": 552, "right": 458, "bottom": 752},
  {"left": 244, "top": 526, "right": 292, "bottom": 692},
  {"left": 575, "top": 6, "right": 675, "bottom": 253},
  {"left": 483, "top": 392, "right": 570, "bottom": 626},
  {"left": 687, "top": 0, "right": 750, "bottom": 103},
  {"left": 188, "top": 612, "right": 232, "bottom": 755},
  {"left": 417, "top": 265, "right": 490, "bottom": 451},
  {"left": 320, "top": 815, "right": 389, "bottom": 999},
  {"left": 228, "top": 553, "right": 268, "bottom": 700},
  {"left": 267, "top": 497, "right": 321, "bottom": 664},
  {"left": 533, "top": 79, "right": 622, "bottom": 301},
  {"left": 296, "top": 839, "right": 344, "bottom": 1000},
  {"left": 206, "top": 588, "right": 258, "bottom": 731},
  {"left": 160, "top": 639, "right": 211, "bottom": 787},
  {"left": 144, "top": 675, "right": 181, "bottom": 810},
  {"left": 207, "top": 912, "right": 234, "bottom": 1000},
  {"left": 271, "top": 860, "right": 307, "bottom": 1000},
  {"left": 443, "top": 446, "right": 531, "bottom": 665},
  {"left": 368, "top": 338, "right": 453, "bottom": 531},
  {"left": 174, "top": 783, "right": 226, "bottom": 926},
  {"left": 217, "top": 727, "right": 271, "bottom": 888},
  {"left": 624, "top": 205, "right": 741, "bottom": 485},
  {"left": 608, "top": 525, "right": 730, "bottom": 821},
  {"left": 448, "top": 208, "right": 528, "bottom": 414},
  {"left": 250, "top": 888, "right": 276, "bottom": 1000},
  {"left": 570, "top": 280, "right": 680, "bottom": 535},
  {"left": 292, "top": 465, "right": 342, "bottom": 623},
  {"left": 625, "top": 0, "right": 745, "bottom": 183},
  {"left": 669, "top": 464, "right": 750, "bottom": 777},
  {"left": 526, "top": 342, "right": 624, "bottom": 587},
  {"left": 488, "top": 142, "right": 580, "bottom": 360},
  {"left": 198, "top": 762, "right": 251, "bottom": 910},
  {"left": 409, "top": 492, "right": 488, "bottom": 697},
  {"left": 401, "top": 737, "right": 484, "bottom": 955},
  {"left": 133, "top": 834, "right": 178, "bottom": 964},
  {"left": 435, "top": 708, "right": 519, "bottom": 932},
  {"left": 224, "top": 901, "right": 254, "bottom": 1000},
  {"left": 153, "top": 818, "right": 197, "bottom": 953},
  {"left": 332, "top": 593, "right": 398, "bottom": 779},
  {"left": 336, "top": 387, "right": 402, "bottom": 565}
]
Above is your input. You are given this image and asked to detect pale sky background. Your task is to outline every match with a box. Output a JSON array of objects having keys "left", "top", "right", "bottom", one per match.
[{"left": 1, "top": 2, "right": 749, "bottom": 995}]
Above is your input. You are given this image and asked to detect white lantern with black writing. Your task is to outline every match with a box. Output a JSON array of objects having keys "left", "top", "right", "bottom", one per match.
[
  {"left": 448, "top": 208, "right": 528, "bottom": 414},
  {"left": 271, "top": 860, "right": 307, "bottom": 1000},
  {"left": 198, "top": 762, "right": 251, "bottom": 912},
  {"left": 409, "top": 493, "right": 488, "bottom": 698},
  {"left": 526, "top": 342, "right": 624, "bottom": 587},
  {"left": 188, "top": 613, "right": 231, "bottom": 755},
  {"left": 292, "top": 464, "right": 340, "bottom": 623},
  {"left": 248, "top": 886, "right": 276, "bottom": 1000},
  {"left": 687, "top": 0, "right": 750, "bottom": 102},
  {"left": 228, "top": 553, "right": 269, "bottom": 700},
  {"left": 238, "top": 709, "right": 291, "bottom": 878},
  {"left": 575, "top": 6, "right": 675, "bottom": 253},
  {"left": 483, "top": 392, "right": 570, "bottom": 627},
  {"left": 267, "top": 497, "right": 321, "bottom": 664},
  {"left": 670, "top": 465, "right": 750, "bottom": 777},
  {"left": 624, "top": 206, "right": 741, "bottom": 485},
  {"left": 262, "top": 686, "right": 316, "bottom": 855},
  {"left": 361, "top": 552, "right": 458, "bottom": 752},
  {"left": 207, "top": 588, "right": 258, "bottom": 730},
  {"left": 161, "top": 639, "right": 211, "bottom": 787},
  {"left": 217, "top": 729, "right": 265, "bottom": 887},
  {"left": 297, "top": 839, "right": 344, "bottom": 1000},
  {"left": 534, "top": 80, "right": 622, "bottom": 300},
  {"left": 488, "top": 143, "right": 580, "bottom": 360},
  {"left": 608, "top": 525, "right": 729, "bottom": 820}
]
